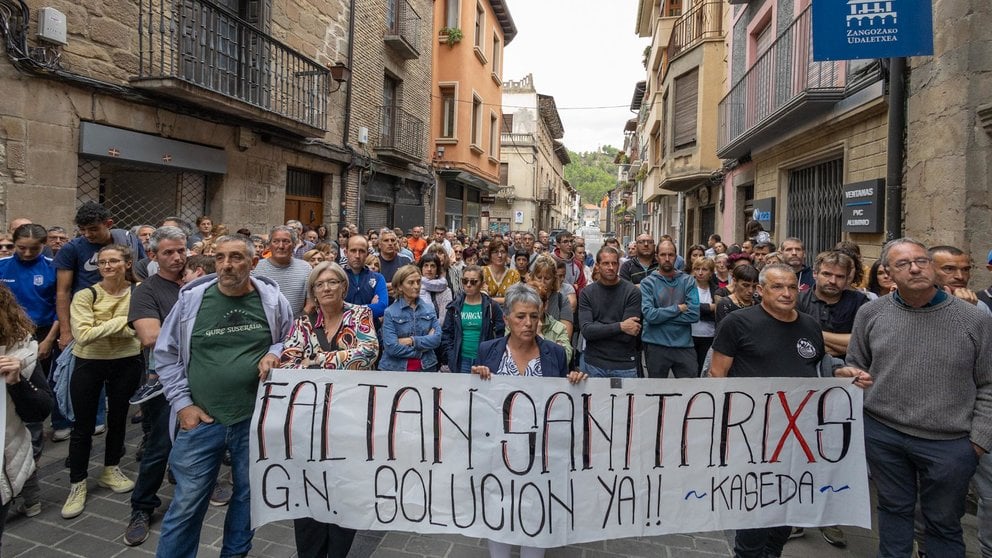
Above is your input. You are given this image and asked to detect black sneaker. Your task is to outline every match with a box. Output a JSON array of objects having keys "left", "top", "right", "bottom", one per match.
[
  {"left": 788, "top": 527, "right": 805, "bottom": 539},
  {"left": 124, "top": 511, "right": 151, "bottom": 546},
  {"left": 209, "top": 482, "right": 233, "bottom": 506},
  {"left": 130, "top": 380, "right": 164, "bottom": 405}
]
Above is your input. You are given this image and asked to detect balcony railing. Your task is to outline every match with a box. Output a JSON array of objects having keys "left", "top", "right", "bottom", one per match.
[
  {"left": 384, "top": 0, "right": 422, "bottom": 59},
  {"left": 377, "top": 106, "right": 424, "bottom": 162},
  {"left": 136, "top": 0, "right": 329, "bottom": 130},
  {"left": 668, "top": 1, "right": 722, "bottom": 61},
  {"left": 717, "top": 5, "right": 854, "bottom": 157},
  {"left": 501, "top": 132, "right": 534, "bottom": 146}
]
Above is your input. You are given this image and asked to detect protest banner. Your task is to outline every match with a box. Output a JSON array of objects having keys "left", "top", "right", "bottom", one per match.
[{"left": 250, "top": 370, "right": 869, "bottom": 547}]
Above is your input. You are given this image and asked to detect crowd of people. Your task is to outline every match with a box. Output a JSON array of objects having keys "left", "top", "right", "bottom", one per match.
[{"left": 0, "top": 202, "right": 989, "bottom": 558}]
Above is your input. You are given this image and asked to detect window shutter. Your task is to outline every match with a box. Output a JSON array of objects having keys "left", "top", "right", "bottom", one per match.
[{"left": 673, "top": 69, "right": 699, "bottom": 149}]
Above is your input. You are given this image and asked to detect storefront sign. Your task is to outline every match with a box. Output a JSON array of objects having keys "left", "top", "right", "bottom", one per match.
[
  {"left": 250, "top": 371, "right": 870, "bottom": 547},
  {"left": 752, "top": 198, "right": 775, "bottom": 232},
  {"left": 813, "top": 0, "right": 933, "bottom": 61},
  {"left": 481, "top": 195, "right": 496, "bottom": 204},
  {"left": 842, "top": 179, "right": 884, "bottom": 233}
]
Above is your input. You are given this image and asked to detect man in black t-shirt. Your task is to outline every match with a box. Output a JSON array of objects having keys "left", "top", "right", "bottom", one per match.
[
  {"left": 798, "top": 251, "right": 868, "bottom": 360},
  {"left": 794, "top": 251, "right": 868, "bottom": 548},
  {"left": 710, "top": 263, "right": 825, "bottom": 556}
]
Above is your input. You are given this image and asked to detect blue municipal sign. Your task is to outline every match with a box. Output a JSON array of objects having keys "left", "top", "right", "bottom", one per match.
[{"left": 812, "top": 0, "right": 933, "bottom": 61}]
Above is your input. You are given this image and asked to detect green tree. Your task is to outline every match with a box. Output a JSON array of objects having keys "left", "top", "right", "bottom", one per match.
[{"left": 564, "top": 145, "right": 621, "bottom": 206}]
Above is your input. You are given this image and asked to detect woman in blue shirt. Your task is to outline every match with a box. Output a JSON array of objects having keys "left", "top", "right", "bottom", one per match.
[{"left": 379, "top": 265, "right": 441, "bottom": 372}]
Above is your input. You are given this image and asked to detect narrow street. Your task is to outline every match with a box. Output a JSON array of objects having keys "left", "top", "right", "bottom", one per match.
[{"left": 3, "top": 425, "right": 981, "bottom": 557}]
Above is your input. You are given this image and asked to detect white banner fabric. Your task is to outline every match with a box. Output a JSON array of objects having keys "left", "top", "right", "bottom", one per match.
[{"left": 250, "top": 370, "right": 869, "bottom": 547}]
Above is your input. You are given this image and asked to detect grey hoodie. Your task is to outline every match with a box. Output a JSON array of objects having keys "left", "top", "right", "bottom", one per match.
[{"left": 155, "top": 274, "right": 293, "bottom": 431}]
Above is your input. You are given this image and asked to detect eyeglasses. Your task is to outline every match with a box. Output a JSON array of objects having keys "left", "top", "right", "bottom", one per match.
[
  {"left": 97, "top": 258, "right": 123, "bottom": 266},
  {"left": 0, "top": 244, "right": 13, "bottom": 250},
  {"left": 314, "top": 279, "right": 344, "bottom": 290},
  {"left": 889, "top": 258, "right": 931, "bottom": 271},
  {"left": 461, "top": 278, "right": 480, "bottom": 286}
]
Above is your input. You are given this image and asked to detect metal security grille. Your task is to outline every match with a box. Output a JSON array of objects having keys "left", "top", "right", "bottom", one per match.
[
  {"left": 76, "top": 159, "right": 207, "bottom": 230},
  {"left": 787, "top": 158, "right": 843, "bottom": 261},
  {"left": 363, "top": 202, "right": 390, "bottom": 233},
  {"left": 286, "top": 168, "right": 322, "bottom": 198}
]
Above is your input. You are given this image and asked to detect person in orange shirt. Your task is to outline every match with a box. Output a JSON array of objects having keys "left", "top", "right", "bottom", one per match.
[{"left": 407, "top": 226, "right": 427, "bottom": 262}]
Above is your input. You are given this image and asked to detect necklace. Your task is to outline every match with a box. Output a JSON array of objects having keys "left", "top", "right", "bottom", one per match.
[{"left": 730, "top": 294, "right": 753, "bottom": 308}]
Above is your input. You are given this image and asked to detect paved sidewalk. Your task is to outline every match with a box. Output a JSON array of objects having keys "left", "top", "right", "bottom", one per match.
[{"left": 2, "top": 419, "right": 982, "bottom": 557}]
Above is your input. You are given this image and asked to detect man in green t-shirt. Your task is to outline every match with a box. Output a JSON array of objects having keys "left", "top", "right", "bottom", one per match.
[{"left": 155, "top": 236, "right": 293, "bottom": 557}]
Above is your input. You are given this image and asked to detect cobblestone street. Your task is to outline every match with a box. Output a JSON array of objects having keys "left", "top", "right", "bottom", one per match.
[{"left": 2, "top": 423, "right": 982, "bottom": 557}]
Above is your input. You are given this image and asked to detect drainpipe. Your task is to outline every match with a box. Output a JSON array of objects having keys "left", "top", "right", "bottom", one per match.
[
  {"left": 884, "top": 57, "right": 906, "bottom": 241},
  {"left": 338, "top": 0, "right": 358, "bottom": 230}
]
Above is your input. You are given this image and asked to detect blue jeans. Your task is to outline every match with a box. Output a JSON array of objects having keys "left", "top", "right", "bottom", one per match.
[
  {"left": 157, "top": 419, "right": 252, "bottom": 558},
  {"left": 973, "top": 451, "right": 992, "bottom": 556},
  {"left": 131, "top": 394, "right": 171, "bottom": 514},
  {"left": 579, "top": 354, "right": 637, "bottom": 379},
  {"left": 865, "top": 414, "right": 978, "bottom": 558}
]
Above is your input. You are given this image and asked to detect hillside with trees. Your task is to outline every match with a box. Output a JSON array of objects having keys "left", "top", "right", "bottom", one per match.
[{"left": 564, "top": 145, "right": 619, "bottom": 206}]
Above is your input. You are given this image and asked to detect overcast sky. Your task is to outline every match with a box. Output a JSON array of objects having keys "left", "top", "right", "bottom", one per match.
[{"left": 502, "top": 0, "right": 649, "bottom": 154}]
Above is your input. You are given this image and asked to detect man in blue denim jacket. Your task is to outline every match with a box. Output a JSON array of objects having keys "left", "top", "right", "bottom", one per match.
[{"left": 155, "top": 236, "right": 293, "bottom": 558}]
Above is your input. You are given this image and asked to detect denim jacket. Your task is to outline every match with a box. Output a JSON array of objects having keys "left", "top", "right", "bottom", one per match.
[{"left": 379, "top": 297, "right": 442, "bottom": 371}]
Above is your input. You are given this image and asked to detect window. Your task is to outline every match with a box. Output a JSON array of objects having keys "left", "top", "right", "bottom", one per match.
[
  {"left": 471, "top": 95, "right": 482, "bottom": 147},
  {"left": 444, "top": 0, "right": 459, "bottom": 29},
  {"left": 489, "top": 112, "right": 499, "bottom": 157},
  {"left": 386, "top": 0, "right": 398, "bottom": 33},
  {"left": 673, "top": 69, "right": 698, "bottom": 149},
  {"left": 474, "top": 2, "right": 484, "bottom": 48},
  {"left": 491, "top": 33, "right": 501, "bottom": 78},
  {"left": 665, "top": 0, "right": 682, "bottom": 17},
  {"left": 381, "top": 76, "right": 399, "bottom": 141},
  {"left": 499, "top": 162, "right": 509, "bottom": 185},
  {"left": 501, "top": 113, "right": 513, "bottom": 133},
  {"left": 440, "top": 85, "right": 456, "bottom": 138}
]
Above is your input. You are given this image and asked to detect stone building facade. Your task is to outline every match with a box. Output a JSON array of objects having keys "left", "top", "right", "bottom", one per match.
[
  {"left": 499, "top": 74, "right": 573, "bottom": 234},
  {"left": 0, "top": 0, "right": 354, "bottom": 235},
  {"left": 904, "top": 0, "right": 992, "bottom": 286}
]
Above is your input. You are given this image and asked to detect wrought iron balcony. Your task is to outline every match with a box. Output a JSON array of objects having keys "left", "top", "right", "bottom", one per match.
[
  {"left": 384, "top": 0, "right": 422, "bottom": 60},
  {"left": 717, "top": 5, "right": 881, "bottom": 159},
  {"left": 376, "top": 106, "right": 425, "bottom": 163},
  {"left": 667, "top": 1, "right": 722, "bottom": 61},
  {"left": 134, "top": 0, "right": 330, "bottom": 135}
]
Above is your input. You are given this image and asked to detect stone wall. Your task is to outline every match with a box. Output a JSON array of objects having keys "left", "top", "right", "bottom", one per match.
[
  {"left": 752, "top": 103, "right": 888, "bottom": 260},
  {"left": 0, "top": 0, "right": 353, "bottom": 230},
  {"left": 905, "top": 0, "right": 992, "bottom": 286},
  {"left": 0, "top": 67, "right": 343, "bottom": 232}
]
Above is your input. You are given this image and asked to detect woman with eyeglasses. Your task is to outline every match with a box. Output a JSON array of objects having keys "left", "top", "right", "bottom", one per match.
[
  {"left": 61, "top": 244, "right": 143, "bottom": 519},
  {"left": 279, "top": 261, "right": 378, "bottom": 557},
  {"left": 380, "top": 264, "right": 442, "bottom": 372},
  {"left": 481, "top": 239, "right": 519, "bottom": 308},
  {"left": 441, "top": 265, "right": 505, "bottom": 373}
]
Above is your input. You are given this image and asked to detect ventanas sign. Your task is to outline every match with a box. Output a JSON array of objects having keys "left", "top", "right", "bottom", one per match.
[{"left": 812, "top": 0, "right": 933, "bottom": 61}]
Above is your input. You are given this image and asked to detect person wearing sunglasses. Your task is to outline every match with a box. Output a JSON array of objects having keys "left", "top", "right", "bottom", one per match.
[
  {"left": 0, "top": 234, "right": 13, "bottom": 258},
  {"left": 441, "top": 265, "right": 505, "bottom": 374}
]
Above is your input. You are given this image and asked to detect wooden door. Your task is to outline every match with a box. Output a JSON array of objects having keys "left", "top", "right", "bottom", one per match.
[{"left": 284, "top": 197, "right": 323, "bottom": 229}]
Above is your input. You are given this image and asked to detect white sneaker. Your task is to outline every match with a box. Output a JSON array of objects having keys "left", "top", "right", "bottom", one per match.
[
  {"left": 93, "top": 424, "right": 106, "bottom": 435},
  {"left": 61, "top": 481, "right": 87, "bottom": 519},
  {"left": 98, "top": 466, "right": 134, "bottom": 493},
  {"left": 52, "top": 428, "right": 71, "bottom": 442}
]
